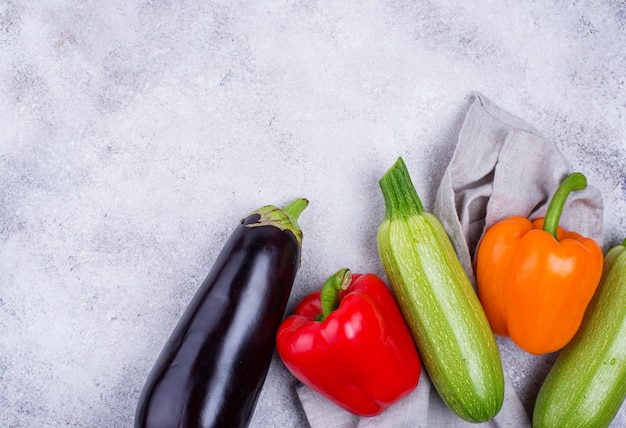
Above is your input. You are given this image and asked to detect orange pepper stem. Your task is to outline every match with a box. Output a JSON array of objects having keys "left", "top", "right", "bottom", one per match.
[
  {"left": 542, "top": 172, "right": 587, "bottom": 239},
  {"left": 379, "top": 157, "right": 425, "bottom": 220},
  {"left": 318, "top": 268, "right": 352, "bottom": 322}
]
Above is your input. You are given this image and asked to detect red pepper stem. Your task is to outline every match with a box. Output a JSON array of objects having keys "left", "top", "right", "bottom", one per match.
[
  {"left": 542, "top": 172, "right": 587, "bottom": 239},
  {"left": 318, "top": 268, "right": 352, "bottom": 322}
]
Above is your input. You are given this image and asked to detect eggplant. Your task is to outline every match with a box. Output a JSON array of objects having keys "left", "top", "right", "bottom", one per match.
[{"left": 135, "top": 198, "right": 308, "bottom": 428}]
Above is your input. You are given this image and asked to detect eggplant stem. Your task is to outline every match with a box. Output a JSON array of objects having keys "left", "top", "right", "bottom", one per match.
[{"left": 283, "top": 198, "right": 309, "bottom": 223}]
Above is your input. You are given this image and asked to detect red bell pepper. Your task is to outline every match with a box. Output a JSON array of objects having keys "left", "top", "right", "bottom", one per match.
[{"left": 276, "top": 269, "right": 421, "bottom": 417}]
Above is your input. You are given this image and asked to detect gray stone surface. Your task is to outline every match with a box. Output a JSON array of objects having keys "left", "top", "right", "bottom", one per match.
[{"left": 1, "top": 1, "right": 625, "bottom": 427}]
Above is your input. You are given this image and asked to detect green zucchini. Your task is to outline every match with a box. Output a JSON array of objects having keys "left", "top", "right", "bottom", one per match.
[
  {"left": 377, "top": 157, "right": 504, "bottom": 423},
  {"left": 533, "top": 238, "right": 626, "bottom": 428}
]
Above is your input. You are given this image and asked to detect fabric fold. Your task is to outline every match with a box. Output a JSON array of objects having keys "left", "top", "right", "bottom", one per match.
[
  {"left": 434, "top": 93, "right": 603, "bottom": 272},
  {"left": 296, "top": 93, "right": 604, "bottom": 428}
]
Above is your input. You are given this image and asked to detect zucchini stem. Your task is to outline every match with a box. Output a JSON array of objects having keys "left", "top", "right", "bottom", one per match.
[
  {"left": 543, "top": 172, "right": 587, "bottom": 239},
  {"left": 318, "top": 268, "right": 352, "bottom": 322},
  {"left": 379, "top": 157, "right": 425, "bottom": 219}
]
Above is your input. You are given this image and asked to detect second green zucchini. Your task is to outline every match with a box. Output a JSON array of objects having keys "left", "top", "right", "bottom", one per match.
[{"left": 533, "top": 238, "right": 626, "bottom": 428}]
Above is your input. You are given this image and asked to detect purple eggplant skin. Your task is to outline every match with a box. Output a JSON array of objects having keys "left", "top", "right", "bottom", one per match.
[{"left": 135, "top": 199, "right": 308, "bottom": 428}]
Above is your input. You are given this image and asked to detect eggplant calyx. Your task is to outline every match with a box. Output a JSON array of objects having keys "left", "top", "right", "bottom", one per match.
[{"left": 245, "top": 198, "right": 308, "bottom": 245}]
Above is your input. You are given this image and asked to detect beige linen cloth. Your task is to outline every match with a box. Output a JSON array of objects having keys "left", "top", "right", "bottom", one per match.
[{"left": 296, "top": 93, "right": 604, "bottom": 427}]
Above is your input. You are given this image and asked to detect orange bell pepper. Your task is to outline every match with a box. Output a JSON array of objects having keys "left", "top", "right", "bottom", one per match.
[{"left": 475, "top": 172, "right": 603, "bottom": 355}]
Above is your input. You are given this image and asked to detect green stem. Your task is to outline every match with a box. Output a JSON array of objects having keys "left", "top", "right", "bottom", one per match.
[
  {"left": 378, "top": 157, "right": 425, "bottom": 220},
  {"left": 543, "top": 172, "right": 587, "bottom": 239},
  {"left": 247, "top": 198, "right": 308, "bottom": 246},
  {"left": 318, "top": 268, "right": 352, "bottom": 322},
  {"left": 283, "top": 198, "right": 309, "bottom": 224}
]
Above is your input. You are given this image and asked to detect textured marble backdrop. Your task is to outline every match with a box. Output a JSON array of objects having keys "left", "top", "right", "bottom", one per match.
[{"left": 1, "top": 1, "right": 625, "bottom": 427}]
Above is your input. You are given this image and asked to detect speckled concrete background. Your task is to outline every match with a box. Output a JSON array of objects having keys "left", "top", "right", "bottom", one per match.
[{"left": 1, "top": 1, "right": 625, "bottom": 427}]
